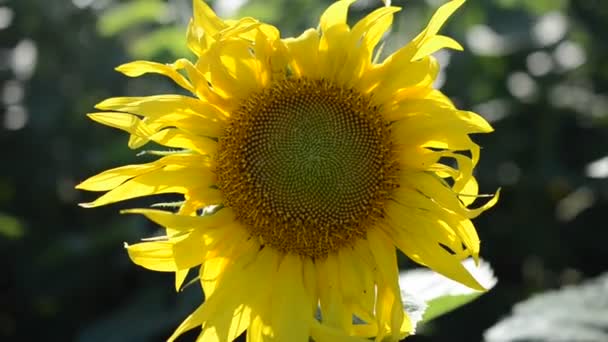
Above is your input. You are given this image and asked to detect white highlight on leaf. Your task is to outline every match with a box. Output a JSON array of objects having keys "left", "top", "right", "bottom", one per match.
[
  {"left": 526, "top": 51, "right": 554, "bottom": 76},
  {"left": 11, "top": 39, "right": 38, "bottom": 81},
  {"left": 554, "top": 40, "right": 586, "bottom": 71},
  {"left": 0, "top": 7, "right": 13, "bottom": 30},
  {"left": 215, "top": 0, "right": 249, "bottom": 17},
  {"left": 532, "top": 12, "right": 568, "bottom": 47},
  {"left": 484, "top": 273, "right": 608, "bottom": 342},
  {"left": 4, "top": 105, "right": 28, "bottom": 130},
  {"left": 466, "top": 25, "right": 512, "bottom": 57},
  {"left": 399, "top": 259, "right": 497, "bottom": 330},
  {"left": 400, "top": 259, "right": 497, "bottom": 302},
  {"left": 474, "top": 98, "right": 511, "bottom": 123},
  {"left": 556, "top": 186, "right": 595, "bottom": 222},
  {"left": 507, "top": 71, "right": 538, "bottom": 102},
  {"left": 585, "top": 155, "right": 608, "bottom": 179}
]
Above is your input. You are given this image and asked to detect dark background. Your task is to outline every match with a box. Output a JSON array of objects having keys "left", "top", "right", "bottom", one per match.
[{"left": 2, "top": 0, "right": 607, "bottom": 341}]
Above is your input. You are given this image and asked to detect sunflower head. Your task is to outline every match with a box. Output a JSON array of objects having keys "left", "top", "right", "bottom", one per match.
[
  {"left": 217, "top": 77, "right": 398, "bottom": 258},
  {"left": 78, "top": 0, "right": 498, "bottom": 341}
]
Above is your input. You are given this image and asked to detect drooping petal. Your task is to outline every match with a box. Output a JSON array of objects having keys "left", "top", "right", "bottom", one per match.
[
  {"left": 76, "top": 154, "right": 203, "bottom": 191},
  {"left": 148, "top": 128, "right": 217, "bottom": 153},
  {"left": 337, "top": 6, "right": 401, "bottom": 85},
  {"left": 358, "top": 55, "right": 439, "bottom": 103},
  {"left": 284, "top": 28, "right": 320, "bottom": 78},
  {"left": 411, "top": 34, "right": 462, "bottom": 61},
  {"left": 310, "top": 320, "right": 370, "bottom": 342},
  {"left": 96, "top": 95, "right": 228, "bottom": 124},
  {"left": 319, "top": 0, "right": 356, "bottom": 34},
  {"left": 169, "top": 242, "right": 277, "bottom": 342},
  {"left": 203, "top": 38, "right": 265, "bottom": 97},
  {"left": 317, "top": 254, "right": 350, "bottom": 331},
  {"left": 367, "top": 229, "right": 408, "bottom": 340},
  {"left": 126, "top": 230, "right": 204, "bottom": 272},
  {"left": 121, "top": 207, "right": 234, "bottom": 232},
  {"left": 246, "top": 302, "right": 273, "bottom": 342},
  {"left": 386, "top": 98, "right": 493, "bottom": 132},
  {"left": 116, "top": 60, "right": 195, "bottom": 94},
  {"left": 187, "top": 0, "right": 227, "bottom": 56},
  {"left": 424, "top": 0, "right": 465, "bottom": 37},
  {"left": 318, "top": 23, "right": 352, "bottom": 82},
  {"left": 399, "top": 171, "right": 499, "bottom": 220},
  {"left": 384, "top": 200, "right": 485, "bottom": 291},
  {"left": 270, "top": 255, "right": 314, "bottom": 341},
  {"left": 391, "top": 182, "right": 492, "bottom": 263},
  {"left": 79, "top": 166, "right": 215, "bottom": 208}
]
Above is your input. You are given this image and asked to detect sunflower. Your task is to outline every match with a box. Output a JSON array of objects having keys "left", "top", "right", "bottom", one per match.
[{"left": 77, "top": 0, "right": 498, "bottom": 341}]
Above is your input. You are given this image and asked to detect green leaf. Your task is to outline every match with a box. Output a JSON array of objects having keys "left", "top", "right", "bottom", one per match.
[
  {"left": 422, "top": 292, "right": 484, "bottom": 322},
  {"left": 130, "top": 27, "right": 191, "bottom": 59},
  {"left": 484, "top": 273, "right": 608, "bottom": 342},
  {"left": 400, "top": 259, "right": 497, "bottom": 330},
  {"left": 0, "top": 212, "right": 24, "bottom": 239},
  {"left": 97, "top": 0, "right": 166, "bottom": 37}
]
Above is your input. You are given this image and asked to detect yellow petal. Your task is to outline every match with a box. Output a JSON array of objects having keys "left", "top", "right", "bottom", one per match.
[
  {"left": 126, "top": 230, "right": 204, "bottom": 272},
  {"left": 88, "top": 112, "right": 214, "bottom": 152},
  {"left": 317, "top": 254, "right": 350, "bottom": 331},
  {"left": 302, "top": 257, "right": 319, "bottom": 314},
  {"left": 116, "top": 60, "right": 195, "bottom": 93},
  {"left": 311, "top": 319, "right": 370, "bottom": 342},
  {"left": 367, "top": 229, "right": 405, "bottom": 340},
  {"left": 196, "top": 40, "right": 259, "bottom": 100},
  {"left": 388, "top": 193, "right": 471, "bottom": 257},
  {"left": 425, "top": 0, "right": 465, "bottom": 37},
  {"left": 186, "top": 0, "right": 230, "bottom": 56},
  {"left": 169, "top": 244, "right": 257, "bottom": 341},
  {"left": 175, "top": 269, "right": 189, "bottom": 292},
  {"left": 199, "top": 226, "right": 254, "bottom": 296},
  {"left": 459, "top": 176, "right": 479, "bottom": 206},
  {"left": 394, "top": 230, "right": 484, "bottom": 291},
  {"left": 284, "top": 28, "right": 320, "bottom": 78},
  {"left": 385, "top": 202, "right": 485, "bottom": 291},
  {"left": 96, "top": 95, "right": 225, "bottom": 118},
  {"left": 384, "top": 99, "right": 493, "bottom": 134},
  {"left": 396, "top": 146, "right": 442, "bottom": 171},
  {"left": 254, "top": 26, "right": 289, "bottom": 83},
  {"left": 121, "top": 207, "right": 234, "bottom": 232},
  {"left": 271, "top": 255, "right": 313, "bottom": 342},
  {"left": 76, "top": 162, "right": 158, "bottom": 192},
  {"left": 246, "top": 310, "right": 273, "bottom": 342},
  {"left": 359, "top": 56, "right": 438, "bottom": 103},
  {"left": 197, "top": 304, "right": 251, "bottom": 342},
  {"left": 391, "top": 185, "right": 484, "bottom": 261},
  {"left": 192, "top": 0, "right": 225, "bottom": 37},
  {"left": 80, "top": 166, "right": 214, "bottom": 208},
  {"left": 168, "top": 244, "right": 277, "bottom": 342},
  {"left": 351, "top": 7, "right": 400, "bottom": 51},
  {"left": 145, "top": 128, "right": 217, "bottom": 154},
  {"left": 318, "top": 23, "right": 351, "bottom": 81},
  {"left": 337, "top": 247, "right": 375, "bottom": 332},
  {"left": 87, "top": 112, "right": 154, "bottom": 139},
  {"left": 400, "top": 171, "right": 499, "bottom": 219},
  {"left": 76, "top": 154, "right": 199, "bottom": 191},
  {"left": 412, "top": 34, "right": 463, "bottom": 61},
  {"left": 320, "top": 0, "right": 356, "bottom": 34},
  {"left": 200, "top": 257, "right": 229, "bottom": 297},
  {"left": 350, "top": 240, "right": 378, "bottom": 323},
  {"left": 338, "top": 6, "right": 401, "bottom": 85},
  {"left": 218, "top": 38, "right": 264, "bottom": 93}
]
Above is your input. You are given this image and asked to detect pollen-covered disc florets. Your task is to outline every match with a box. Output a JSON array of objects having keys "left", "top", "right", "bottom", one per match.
[{"left": 217, "top": 78, "right": 398, "bottom": 258}]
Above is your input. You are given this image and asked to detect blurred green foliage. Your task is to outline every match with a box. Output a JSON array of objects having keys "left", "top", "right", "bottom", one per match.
[{"left": 2, "top": 0, "right": 607, "bottom": 341}]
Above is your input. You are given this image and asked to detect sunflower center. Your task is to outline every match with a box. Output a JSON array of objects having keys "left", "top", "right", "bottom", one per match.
[{"left": 217, "top": 78, "right": 397, "bottom": 258}]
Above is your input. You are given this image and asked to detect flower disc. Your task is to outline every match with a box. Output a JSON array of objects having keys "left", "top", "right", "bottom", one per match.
[{"left": 217, "top": 78, "right": 397, "bottom": 258}]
